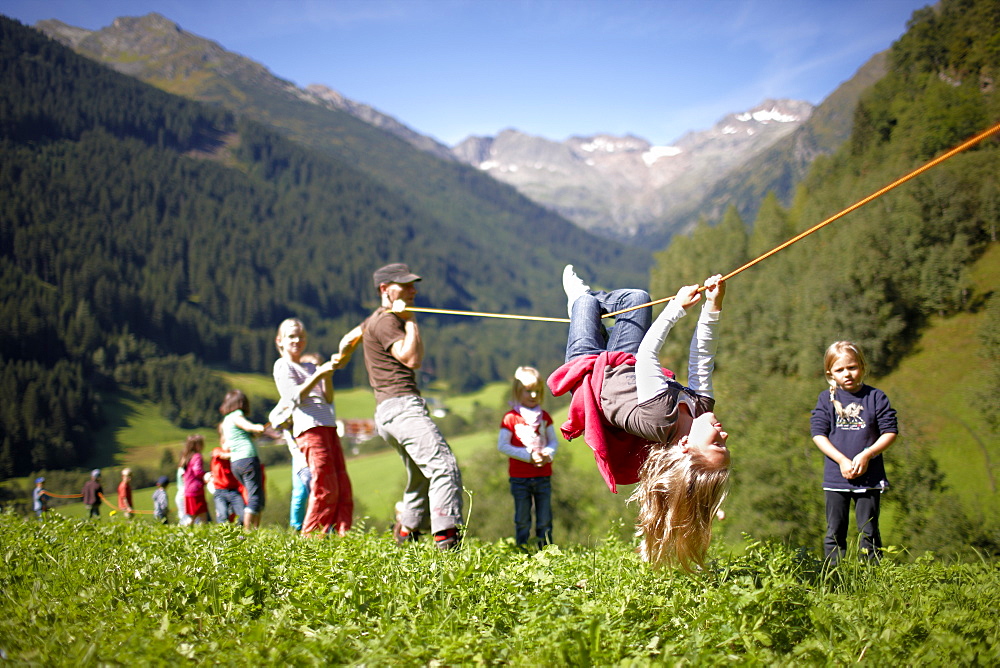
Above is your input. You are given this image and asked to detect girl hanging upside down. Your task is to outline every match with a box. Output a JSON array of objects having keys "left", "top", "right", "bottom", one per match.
[{"left": 547, "top": 265, "right": 730, "bottom": 571}]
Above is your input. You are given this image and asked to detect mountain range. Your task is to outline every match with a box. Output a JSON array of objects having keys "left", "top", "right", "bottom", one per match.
[
  {"left": 35, "top": 13, "right": 873, "bottom": 245},
  {"left": 452, "top": 99, "right": 813, "bottom": 239}
]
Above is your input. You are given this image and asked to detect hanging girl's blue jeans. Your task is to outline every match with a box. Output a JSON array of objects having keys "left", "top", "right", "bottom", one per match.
[{"left": 565, "top": 289, "right": 653, "bottom": 362}]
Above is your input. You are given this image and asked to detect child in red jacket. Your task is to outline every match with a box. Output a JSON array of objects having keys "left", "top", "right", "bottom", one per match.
[{"left": 498, "top": 366, "right": 558, "bottom": 547}]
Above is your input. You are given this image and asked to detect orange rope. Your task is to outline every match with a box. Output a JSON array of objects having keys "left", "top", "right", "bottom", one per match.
[
  {"left": 40, "top": 489, "right": 153, "bottom": 514},
  {"left": 603, "top": 120, "right": 1000, "bottom": 318},
  {"left": 401, "top": 122, "right": 998, "bottom": 322}
]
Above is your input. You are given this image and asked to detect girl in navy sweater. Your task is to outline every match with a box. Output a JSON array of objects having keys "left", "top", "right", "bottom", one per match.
[{"left": 811, "top": 341, "right": 898, "bottom": 563}]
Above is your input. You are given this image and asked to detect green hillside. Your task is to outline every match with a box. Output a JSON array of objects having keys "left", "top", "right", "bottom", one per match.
[
  {"left": 30, "top": 239, "right": 997, "bottom": 556},
  {"left": 0, "top": 14, "right": 641, "bottom": 478},
  {"left": 879, "top": 243, "right": 1000, "bottom": 515},
  {"left": 35, "top": 13, "right": 651, "bottom": 285},
  {"left": 3, "top": 0, "right": 999, "bottom": 563}
]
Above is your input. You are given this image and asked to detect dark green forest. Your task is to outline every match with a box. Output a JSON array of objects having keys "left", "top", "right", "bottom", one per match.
[
  {"left": 651, "top": 0, "right": 999, "bottom": 557},
  {"left": 0, "top": 15, "right": 641, "bottom": 477}
]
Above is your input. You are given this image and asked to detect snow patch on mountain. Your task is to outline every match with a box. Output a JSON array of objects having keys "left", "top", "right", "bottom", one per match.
[
  {"left": 737, "top": 107, "right": 801, "bottom": 123},
  {"left": 642, "top": 146, "right": 683, "bottom": 166}
]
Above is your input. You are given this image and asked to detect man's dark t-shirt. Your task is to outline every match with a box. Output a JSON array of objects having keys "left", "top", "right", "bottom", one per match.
[{"left": 362, "top": 308, "right": 420, "bottom": 404}]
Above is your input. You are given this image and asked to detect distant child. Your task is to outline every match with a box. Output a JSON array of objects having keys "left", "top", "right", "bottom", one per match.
[
  {"left": 152, "top": 476, "right": 170, "bottom": 524},
  {"left": 210, "top": 434, "right": 246, "bottom": 524},
  {"left": 273, "top": 320, "right": 353, "bottom": 536},
  {"left": 498, "top": 366, "right": 559, "bottom": 547},
  {"left": 180, "top": 434, "right": 210, "bottom": 525},
  {"left": 811, "top": 341, "right": 898, "bottom": 563},
  {"left": 117, "top": 468, "right": 134, "bottom": 519},
  {"left": 32, "top": 477, "right": 49, "bottom": 519},
  {"left": 219, "top": 389, "right": 267, "bottom": 530},
  {"left": 285, "top": 430, "right": 311, "bottom": 532},
  {"left": 175, "top": 465, "right": 190, "bottom": 526},
  {"left": 284, "top": 352, "right": 323, "bottom": 532},
  {"left": 81, "top": 469, "right": 103, "bottom": 518}
]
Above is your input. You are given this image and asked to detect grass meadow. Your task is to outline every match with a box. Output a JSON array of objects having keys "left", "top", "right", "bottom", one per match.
[{"left": 1, "top": 512, "right": 998, "bottom": 665}]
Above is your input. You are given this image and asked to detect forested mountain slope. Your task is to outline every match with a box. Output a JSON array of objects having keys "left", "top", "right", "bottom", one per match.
[
  {"left": 650, "top": 0, "right": 999, "bottom": 557},
  {"left": 0, "top": 16, "right": 638, "bottom": 477},
  {"left": 34, "top": 14, "right": 648, "bottom": 290}
]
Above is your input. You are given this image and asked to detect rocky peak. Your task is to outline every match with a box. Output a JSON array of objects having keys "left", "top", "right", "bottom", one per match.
[
  {"left": 674, "top": 99, "right": 813, "bottom": 150},
  {"left": 450, "top": 99, "right": 813, "bottom": 238},
  {"left": 35, "top": 14, "right": 453, "bottom": 160},
  {"left": 303, "top": 84, "right": 454, "bottom": 161}
]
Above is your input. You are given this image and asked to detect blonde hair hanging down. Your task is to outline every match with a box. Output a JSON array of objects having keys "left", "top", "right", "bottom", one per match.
[
  {"left": 629, "top": 443, "right": 730, "bottom": 572},
  {"left": 822, "top": 341, "right": 869, "bottom": 419}
]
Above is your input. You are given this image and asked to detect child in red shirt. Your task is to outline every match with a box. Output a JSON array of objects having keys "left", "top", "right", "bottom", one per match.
[
  {"left": 497, "top": 366, "right": 558, "bottom": 547},
  {"left": 117, "top": 468, "right": 134, "bottom": 519},
  {"left": 210, "top": 444, "right": 246, "bottom": 524}
]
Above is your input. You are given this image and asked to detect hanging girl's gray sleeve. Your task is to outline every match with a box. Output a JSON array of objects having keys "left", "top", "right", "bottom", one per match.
[
  {"left": 635, "top": 300, "right": 687, "bottom": 403},
  {"left": 687, "top": 306, "right": 721, "bottom": 398}
]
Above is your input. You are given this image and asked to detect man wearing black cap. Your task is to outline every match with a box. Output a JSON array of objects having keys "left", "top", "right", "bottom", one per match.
[{"left": 338, "top": 263, "right": 463, "bottom": 549}]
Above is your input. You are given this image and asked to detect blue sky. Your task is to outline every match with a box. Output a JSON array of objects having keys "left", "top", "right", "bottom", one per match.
[{"left": 2, "top": 0, "right": 930, "bottom": 146}]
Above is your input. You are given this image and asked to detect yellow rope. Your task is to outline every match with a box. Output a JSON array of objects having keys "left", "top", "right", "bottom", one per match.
[
  {"left": 99, "top": 491, "right": 154, "bottom": 515},
  {"left": 406, "top": 306, "right": 569, "bottom": 323}
]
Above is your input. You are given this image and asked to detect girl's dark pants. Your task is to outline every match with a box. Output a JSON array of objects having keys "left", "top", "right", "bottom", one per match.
[{"left": 824, "top": 489, "right": 882, "bottom": 563}]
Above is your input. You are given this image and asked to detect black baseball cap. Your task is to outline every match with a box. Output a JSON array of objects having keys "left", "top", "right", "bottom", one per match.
[{"left": 372, "top": 263, "right": 422, "bottom": 289}]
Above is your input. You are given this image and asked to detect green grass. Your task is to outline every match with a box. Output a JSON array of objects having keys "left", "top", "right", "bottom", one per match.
[
  {"left": 91, "top": 391, "right": 191, "bottom": 456},
  {"left": 88, "top": 391, "right": 215, "bottom": 470},
  {"left": 880, "top": 312, "right": 997, "bottom": 509},
  {"left": 427, "top": 381, "right": 508, "bottom": 419},
  {"left": 86, "top": 378, "right": 379, "bottom": 474},
  {"left": 6, "top": 255, "right": 999, "bottom": 664},
  {"left": 216, "top": 369, "right": 283, "bottom": 401},
  {"left": 1, "top": 515, "right": 998, "bottom": 665}
]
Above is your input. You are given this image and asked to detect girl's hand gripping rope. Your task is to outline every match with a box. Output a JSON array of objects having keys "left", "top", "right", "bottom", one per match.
[
  {"left": 703, "top": 274, "right": 726, "bottom": 311},
  {"left": 674, "top": 284, "right": 703, "bottom": 311}
]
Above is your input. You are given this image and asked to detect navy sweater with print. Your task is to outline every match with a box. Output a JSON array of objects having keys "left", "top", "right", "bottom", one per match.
[{"left": 810, "top": 385, "right": 897, "bottom": 491}]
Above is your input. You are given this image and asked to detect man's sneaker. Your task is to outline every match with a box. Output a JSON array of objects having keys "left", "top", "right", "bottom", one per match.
[
  {"left": 393, "top": 522, "right": 420, "bottom": 546},
  {"left": 433, "top": 527, "right": 462, "bottom": 551}
]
